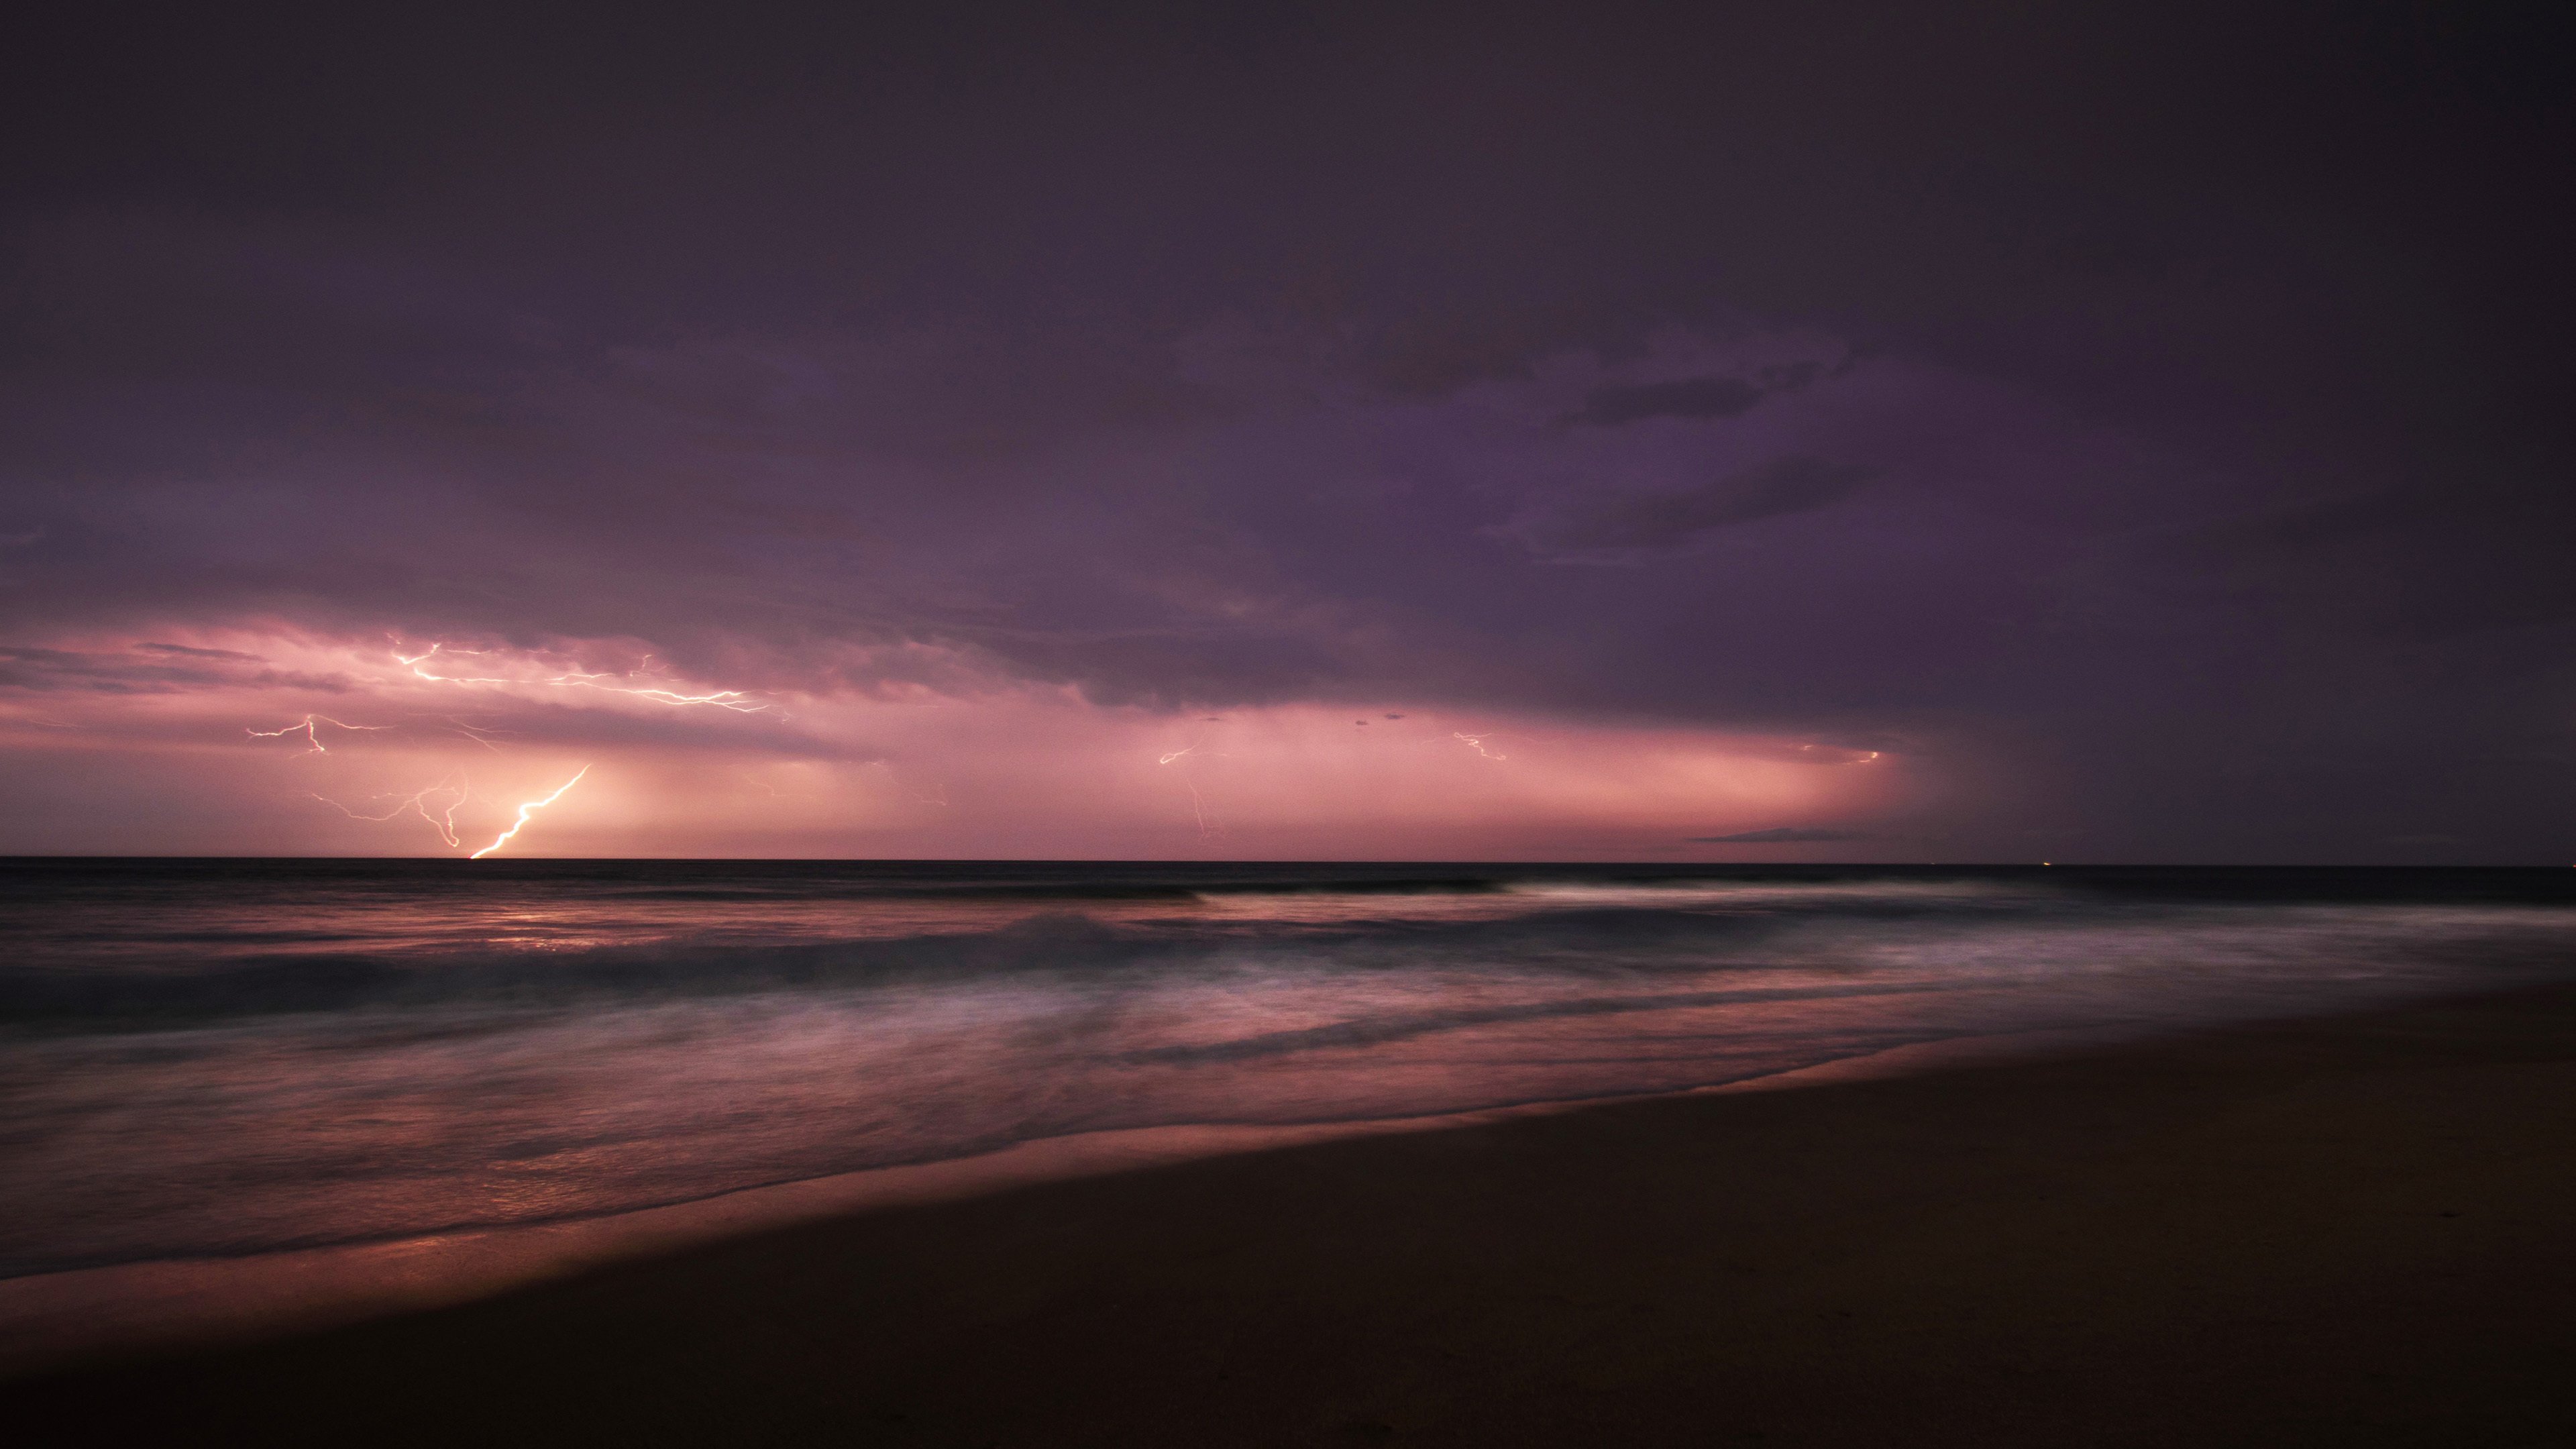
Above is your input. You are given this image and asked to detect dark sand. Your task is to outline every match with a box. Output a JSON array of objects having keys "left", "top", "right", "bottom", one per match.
[{"left": 9, "top": 986, "right": 2575, "bottom": 1447}]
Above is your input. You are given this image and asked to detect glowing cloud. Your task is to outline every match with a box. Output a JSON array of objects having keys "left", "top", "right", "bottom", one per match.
[{"left": 1, "top": 627, "right": 1913, "bottom": 857}]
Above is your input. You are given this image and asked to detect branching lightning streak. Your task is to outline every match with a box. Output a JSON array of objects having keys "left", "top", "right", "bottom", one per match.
[
  {"left": 396, "top": 643, "right": 767, "bottom": 712},
  {"left": 470, "top": 765, "right": 591, "bottom": 859},
  {"left": 248, "top": 714, "right": 392, "bottom": 753},
  {"left": 311, "top": 774, "right": 472, "bottom": 848},
  {"left": 588, "top": 684, "right": 765, "bottom": 710},
  {"left": 1156, "top": 736, "right": 1218, "bottom": 837},
  {"left": 444, "top": 718, "right": 511, "bottom": 751},
  {"left": 1453, "top": 732, "right": 1507, "bottom": 761},
  {"left": 393, "top": 644, "right": 513, "bottom": 684}
]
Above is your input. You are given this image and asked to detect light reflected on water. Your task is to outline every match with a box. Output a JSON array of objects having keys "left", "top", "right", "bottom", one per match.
[{"left": 2, "top": 862, "right": 2571, "bottom": 1281}]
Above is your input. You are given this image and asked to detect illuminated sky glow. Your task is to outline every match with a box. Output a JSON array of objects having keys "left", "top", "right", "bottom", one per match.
[
  {"left": 0, "top": 631, "right": 1900, "bottom": 857},
  {"left": 1, "top": 5, "right": 2569, "bottom": 860}
]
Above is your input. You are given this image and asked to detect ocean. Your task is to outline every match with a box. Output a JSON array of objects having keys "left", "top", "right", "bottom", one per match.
[{"left": 3, "top": 859, "right": 2571, "bottom": 1283}]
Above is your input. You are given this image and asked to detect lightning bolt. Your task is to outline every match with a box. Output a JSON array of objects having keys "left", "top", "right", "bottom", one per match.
[
  {"left": 443, "top": 717, "right": 511, "bottom": 751},
  {"left": 1155, "top": 737, "right": 1219, "bottom": 837},
  {"left": 1796, "top": 744, "right": 1883, "bottom": 763},
  {"left": 311, "top": 773, "right": 472, "bottom": 849},
  {"left": 248, "top": 714, "right": 392, "bottom": 754},
  {"left": 470, "top": 765, "right": 591, "bottom": 859},
  {"left": 396, "top": 643, "right": 767, "bottom": 712},
  {"left": 577, "top": 682, "right": 765, "bottom": 710},
  {"left": 394, "top": 643, "right": 514, "bottom": 684},
  {"left": 1453, "top": 732, "right": 1506, "bottom": 761}
]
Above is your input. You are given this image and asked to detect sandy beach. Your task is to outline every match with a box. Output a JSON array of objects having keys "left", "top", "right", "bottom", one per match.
[{"left": 9, "top": 983, "right": 2574, "bottom": 1446}]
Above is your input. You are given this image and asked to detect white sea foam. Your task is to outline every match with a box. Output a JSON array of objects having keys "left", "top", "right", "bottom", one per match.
[{"left": 2, "top": 862, "right": 2571, "bottom": 1281}]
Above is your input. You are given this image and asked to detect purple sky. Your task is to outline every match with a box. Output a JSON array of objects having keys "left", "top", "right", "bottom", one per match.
[{"left": 3, "top": 2, "right": 2570, "bottom": 860}]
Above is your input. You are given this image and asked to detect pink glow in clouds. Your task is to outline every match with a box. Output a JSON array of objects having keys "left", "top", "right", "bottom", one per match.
[{"left": 0, "top": 631, "right": 1908, "bottom": 858}]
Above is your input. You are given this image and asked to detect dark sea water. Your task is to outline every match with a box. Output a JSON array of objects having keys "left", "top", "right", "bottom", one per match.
[{"left": 3, "top": 859, "right": 2573, "bottom": 1281}]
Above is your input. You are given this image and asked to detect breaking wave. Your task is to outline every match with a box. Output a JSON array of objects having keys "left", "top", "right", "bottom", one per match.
[{"left": 1, "top": 860, "right": 2570, "bottom": 1277}]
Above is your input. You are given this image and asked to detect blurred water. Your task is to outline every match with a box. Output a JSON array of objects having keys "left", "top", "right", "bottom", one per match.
[{"left": 2, "top": 860, "right": 2571, "bottom": 1279}]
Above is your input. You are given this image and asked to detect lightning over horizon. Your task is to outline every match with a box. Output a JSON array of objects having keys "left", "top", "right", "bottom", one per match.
[
  {"left": 469, "top": 765, "right": 592, "bottom": 859},
  {"left": 217, "top": 642, "right": 781, "bottom": 856},
  {"left": 11, "top": 16, "right": 2575, "bottom": 1440},
  {"left": 311, "top": 774, "right": 472, "bottom": 849},
  {"left": 1155, "top": 734, "right": 1222, "bottom": 838},
  {"left": 246, "top": 715, "right": 392, "bottom": 754},
  {"left": 5, "top": 1, "right": 2567, "bottom": 871}
]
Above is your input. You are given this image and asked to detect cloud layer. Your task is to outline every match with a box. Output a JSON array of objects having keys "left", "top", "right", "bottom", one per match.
[{"left": 2, "top": 2, "right": 2571, "bottom": 859}]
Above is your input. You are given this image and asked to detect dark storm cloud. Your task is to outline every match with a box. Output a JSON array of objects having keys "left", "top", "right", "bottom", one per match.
[
  {"left": 1503, "top": 457, "right": 1875, "bottom": 561},
  {"left": 135, "top": 642, "right": 267, "bottom": 661},
  {"left": 1567, "top": 377, "right": 1765, "bottom": 427},
  {"left": 1562, "top": 357, "right": 1841, "bottom": 427},
  {"left": 3, "top": 0, "right": 2573, "bottom": 859},
  {"left": 1690, "top": 828, "right": 1868, "bottom": 844},
  {"left": 0, "top": 643, "right": 350, "bottom": 695}
]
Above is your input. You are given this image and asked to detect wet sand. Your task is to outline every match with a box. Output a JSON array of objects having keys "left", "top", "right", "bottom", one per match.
[{"left": 9, "top": 985, "right": 2575, "bottom": 1446}]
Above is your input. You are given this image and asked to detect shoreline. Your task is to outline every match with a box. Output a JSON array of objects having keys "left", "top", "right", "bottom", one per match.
[
  {"left": 0, "top": 1020, "right": 2142, "bottom": 1378},
  {"left": 11, "top": 983, "right": 2575, "bottom": 1444}
]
